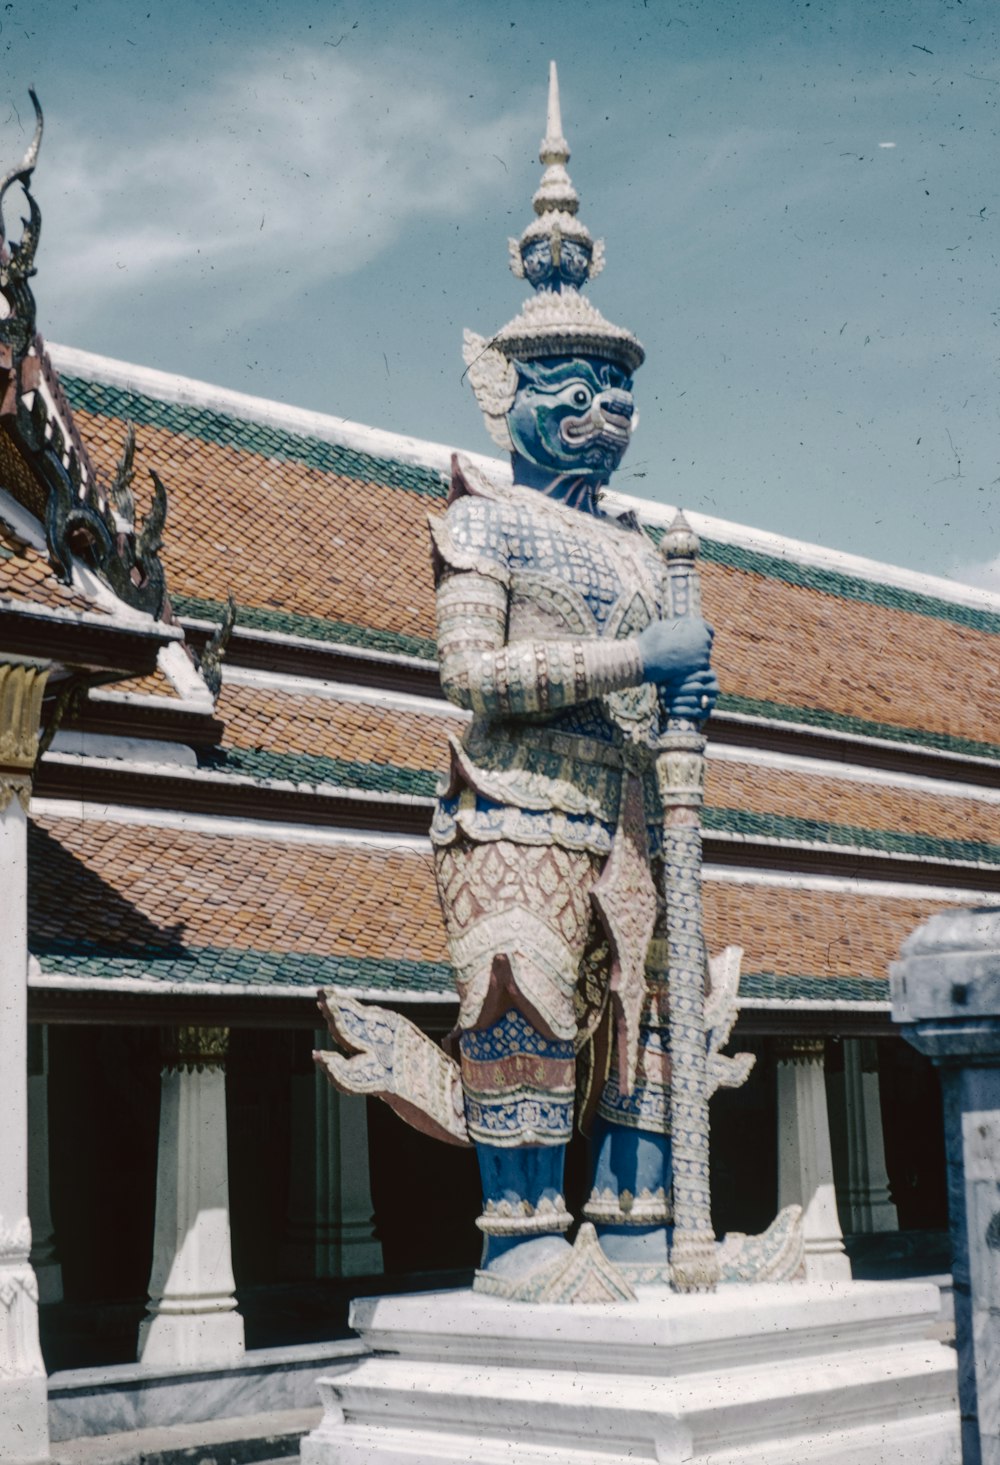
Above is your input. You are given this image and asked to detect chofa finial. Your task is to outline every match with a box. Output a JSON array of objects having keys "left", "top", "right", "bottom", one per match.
[{"left": 0, "top": 89, "right": 45, "bottom": 355}]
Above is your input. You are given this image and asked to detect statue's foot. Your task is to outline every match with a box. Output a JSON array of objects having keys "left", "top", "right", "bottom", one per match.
[
  {"left": 605, "top": 1205, "right": 805, "bottom": 1288},
  {"left": 716, "top": 1203, "right": 805, "bottom": 1284},
  {"left": 596, "top": 1222, "right": 671, "bottom": 1287},
  {"left": 614, "top": 1248, "right": 674, "bottom": 1287},
  {"left": 474, "top": 1223, "right": 637, "bottom": 1304},
  {"left": 478, "top": 1233, "right": 571, "bottom": 1283}
]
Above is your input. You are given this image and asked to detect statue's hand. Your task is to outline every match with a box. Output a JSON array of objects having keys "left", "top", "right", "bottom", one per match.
[
  {"left": 667, "top": 667, "right": 719, "bottom": 721},
  {"left": 636, "top": 615, "right": 713, "bottom": 686}
]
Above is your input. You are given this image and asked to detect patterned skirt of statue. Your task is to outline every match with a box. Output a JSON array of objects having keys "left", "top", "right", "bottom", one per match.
[{"left": 433, "top": 774, "right": 676, "bottom": 1150}]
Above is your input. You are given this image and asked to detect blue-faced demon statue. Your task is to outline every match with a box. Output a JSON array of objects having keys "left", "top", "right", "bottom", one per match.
[{"left": 318, "top": 64, "right": 803, "bottom": 1303}]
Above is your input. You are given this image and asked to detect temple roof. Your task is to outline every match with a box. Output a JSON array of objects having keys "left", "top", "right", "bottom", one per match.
[
  {"left": 0, "top": 514, "right": 113, "bottom": 618},
  {"left": 19, "top": 342, "right": 1000, "bottom": 1026},
  {"left": 27, "top": 804, "right": 982, "bottom": 1024},
  {"left": 50, "top": 345, "right": 1000, "bottom": 771}
]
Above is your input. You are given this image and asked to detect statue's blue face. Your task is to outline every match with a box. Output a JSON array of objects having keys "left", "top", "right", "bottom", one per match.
[{"left": 507, "top": 356, "right": 635, "bottom": 483}]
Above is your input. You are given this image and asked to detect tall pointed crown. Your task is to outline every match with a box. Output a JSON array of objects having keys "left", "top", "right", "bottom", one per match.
[
  {"left": 464, "top": 63, "right": 644, "bottom": 450},
  {"left": 508, "top": 60, "right": 598, "bottom": 285}
]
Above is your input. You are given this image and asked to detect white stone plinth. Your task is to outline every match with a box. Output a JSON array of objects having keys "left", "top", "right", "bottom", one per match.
[
  {"left": 777, "top": 1040, "right": 852, "bottom": 1280},
  {"left": 301, "top": 1280, "right": 959, "bottom": 1465},
  {"left": 138, "top": 1050, "right": 244, "bottom": 1368}
]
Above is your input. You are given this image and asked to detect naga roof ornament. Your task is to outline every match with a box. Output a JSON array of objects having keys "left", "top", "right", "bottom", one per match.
[
  {"left": 0, "top": 92, "right": 178, "bottom": 626},
  {"left": 464, "top": 62, "right": 645, "bottom": 451}
]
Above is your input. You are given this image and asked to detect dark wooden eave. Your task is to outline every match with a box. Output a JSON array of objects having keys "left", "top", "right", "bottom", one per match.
[
  {"left": 710, "top": 712, "right": 1000, "bottom": 792},
  {"left": 66, "top": 695, "right": 224, "bottom": 749},
  {"left": 181, "top": 620, "right": 441, "bottom": 699},
  {"left": 0, "top": 603, "right": 178, "bottom": 677},
  {"left": 28, "top": 983, "right": 457, "bottom": 1034}
]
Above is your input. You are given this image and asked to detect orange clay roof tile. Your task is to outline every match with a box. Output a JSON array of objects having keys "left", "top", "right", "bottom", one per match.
[
  {"left": 0, "top": 516, "right": 111, "bottom": 616},
  {"left": 28, "top": 812, "right": 974, "bottom": 998}
]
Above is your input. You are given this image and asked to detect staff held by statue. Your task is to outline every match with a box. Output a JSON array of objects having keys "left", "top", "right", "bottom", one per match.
[{"left": 657, "top": 510, "right": 720, "bottom": 1292}]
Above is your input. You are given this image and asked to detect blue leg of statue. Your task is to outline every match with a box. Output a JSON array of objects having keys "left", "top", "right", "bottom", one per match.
[
  {"left": 462, "top": 1010, "right": 637, "bottom": 1300},
  {"left": 589, "top": 1117, "right": 672, "bottom": 1267},
  {"left": 475, "top": 1142, "right": 572, "bottom": 1279},
  {"left": 584, "top": 1015, "right": 674, "bottom": 1279},
  {"left": 459, "top": 1012, "right": 575, "bottom": 1290}
]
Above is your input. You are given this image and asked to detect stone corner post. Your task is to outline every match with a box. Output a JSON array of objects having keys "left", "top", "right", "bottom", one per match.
[
  {"left": 138, "top": 1025, "right": 245, "bottom": 1368},
  {"left": 27, "top": 1025, "right": 61, "bottom": 1306},
  {"left": 828, "top": 1036, "right": 899, "bottom": 1235},
  {"left": 891, "top": 906, "right": 1000, "bottom": 1465},
  {"left": 282, "top": 1033, "right": 382, "bottom": 1281},
  {"left": 775, "top": 1036, "right": 852, "bottom": 1281},
  {"left": 0, "top": 658, "right": 51, "bottom": 1463}
]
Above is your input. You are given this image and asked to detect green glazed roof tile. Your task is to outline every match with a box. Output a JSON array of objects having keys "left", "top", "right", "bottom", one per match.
[
  {"left": 31, "top": 940, "right": 888, "bottom": 1004},
  {"left": 738, "top": 972, "right": 887, "bottom": 1002},
  {"left": 197, "top": 746, "right": 440, "bottom": 798},
  {"left": 704, "top": 805, "right": 1000, "bottom": 867},
  {"left": 173, "top": 592, "right": 438, "bottom": 662},
  {"left": 718, "top": 692, "right": 1000, "bottom": 765},
  {"left": 643, "top": 523, "right": 1000, "bottom": 637},
  {"left": 32, "top": 941, "right": 455, "bottom": 993},
  {"left": 63, "top": 373, "right": 1000, "bottom": 638},
  {"left": 61, "top": 376, "right": 450, "bottom": 501}
]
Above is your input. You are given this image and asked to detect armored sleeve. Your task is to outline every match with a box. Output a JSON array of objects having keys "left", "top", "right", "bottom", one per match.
[
  {"left": 435, "top": 571, "right": 643, "bottom": 715},
  {"left": 431, "top": 496, "right": 643, "bottom": 716}
]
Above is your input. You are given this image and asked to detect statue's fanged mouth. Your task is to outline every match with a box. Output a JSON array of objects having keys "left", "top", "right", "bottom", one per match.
[
  {"left": 560, "top": 403, "right": 632, "bottom": 450},
  {"left": 598, "top": 406, "right": 632, "bottom": 440}
]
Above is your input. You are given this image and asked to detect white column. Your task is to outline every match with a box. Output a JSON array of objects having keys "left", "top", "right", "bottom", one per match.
[
  {"left": 0, "top": 659, "right": 50, "bottom": 1464},
  {"left": 27, "top": 1027, "right": 62, "bottom": 1305},
  {"left": 282, "top": 1036, "right": 382, "bottom": 1280},
  {"left": 776, "top": 1037, "right": 852, "bottom": 1281},
  {"left": 834, "top": 1038, "right": 899, "bottom": 1234},
  {"left": 138, "top": 1027, "right": 244, "bottom": 1368}
]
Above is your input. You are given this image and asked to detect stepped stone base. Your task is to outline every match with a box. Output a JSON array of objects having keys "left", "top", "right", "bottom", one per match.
[{"left": 301, "top": 1280, "right": 959, "bottom": 1465}]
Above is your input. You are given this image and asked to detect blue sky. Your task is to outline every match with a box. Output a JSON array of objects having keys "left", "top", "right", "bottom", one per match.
[{"left": 2, "top": 0, "right": 998, "bottom": 585}]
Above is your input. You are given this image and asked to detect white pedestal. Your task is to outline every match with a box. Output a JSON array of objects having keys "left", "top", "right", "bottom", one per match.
[
  {"left": 777, "top": 1040, "right": 852, "bottom": 1281},
  {"left": 302, "top": 1280, "right": 959, "bottom": 1465},
  {"left": 0, "top": 788, "right": 50, "bottom": 1465},
  {"left": 138, "top": 1033, "right": 244, "bottom": 1368}
]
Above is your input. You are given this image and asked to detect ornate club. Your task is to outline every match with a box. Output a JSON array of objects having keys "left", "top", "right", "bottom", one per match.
[{"left": 657, "top": 510, "right": 720, "bottom": 1292}]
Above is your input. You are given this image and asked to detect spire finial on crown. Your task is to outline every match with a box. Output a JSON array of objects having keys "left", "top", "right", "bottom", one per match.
[
  {"left": 539, "top": 61, "right": 570, "bottom": 168},
  {"left": 508, "top": 61, "right": 605, "bottom": 290},
  {"left": 532, "top": 61, "right": 577, "bottom": 219}
]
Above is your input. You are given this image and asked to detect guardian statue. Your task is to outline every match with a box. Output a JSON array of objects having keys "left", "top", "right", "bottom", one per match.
[{"left": 319, "top": 64, "right": 802, "bottom": 1303}]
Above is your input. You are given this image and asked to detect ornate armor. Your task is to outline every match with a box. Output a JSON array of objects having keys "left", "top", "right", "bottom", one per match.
[
  {"left": 430, "top": 455, "right": 675, "bottom": 1141},
  {"left": 316, "top": 63, "right": 802, "bottom": 1302}
]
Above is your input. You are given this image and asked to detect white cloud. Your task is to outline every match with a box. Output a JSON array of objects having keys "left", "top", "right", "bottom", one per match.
[
  {"left": 948, "top": 553, "right": 1000, "bottom": 594},
  {"left": 15, "top": 47, "right": 530, "bottom": 336}
]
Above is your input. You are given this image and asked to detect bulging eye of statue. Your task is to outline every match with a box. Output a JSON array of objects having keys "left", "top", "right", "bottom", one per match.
[{"left": 570, "top": 386, "right": 592, "bottom": 408}]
